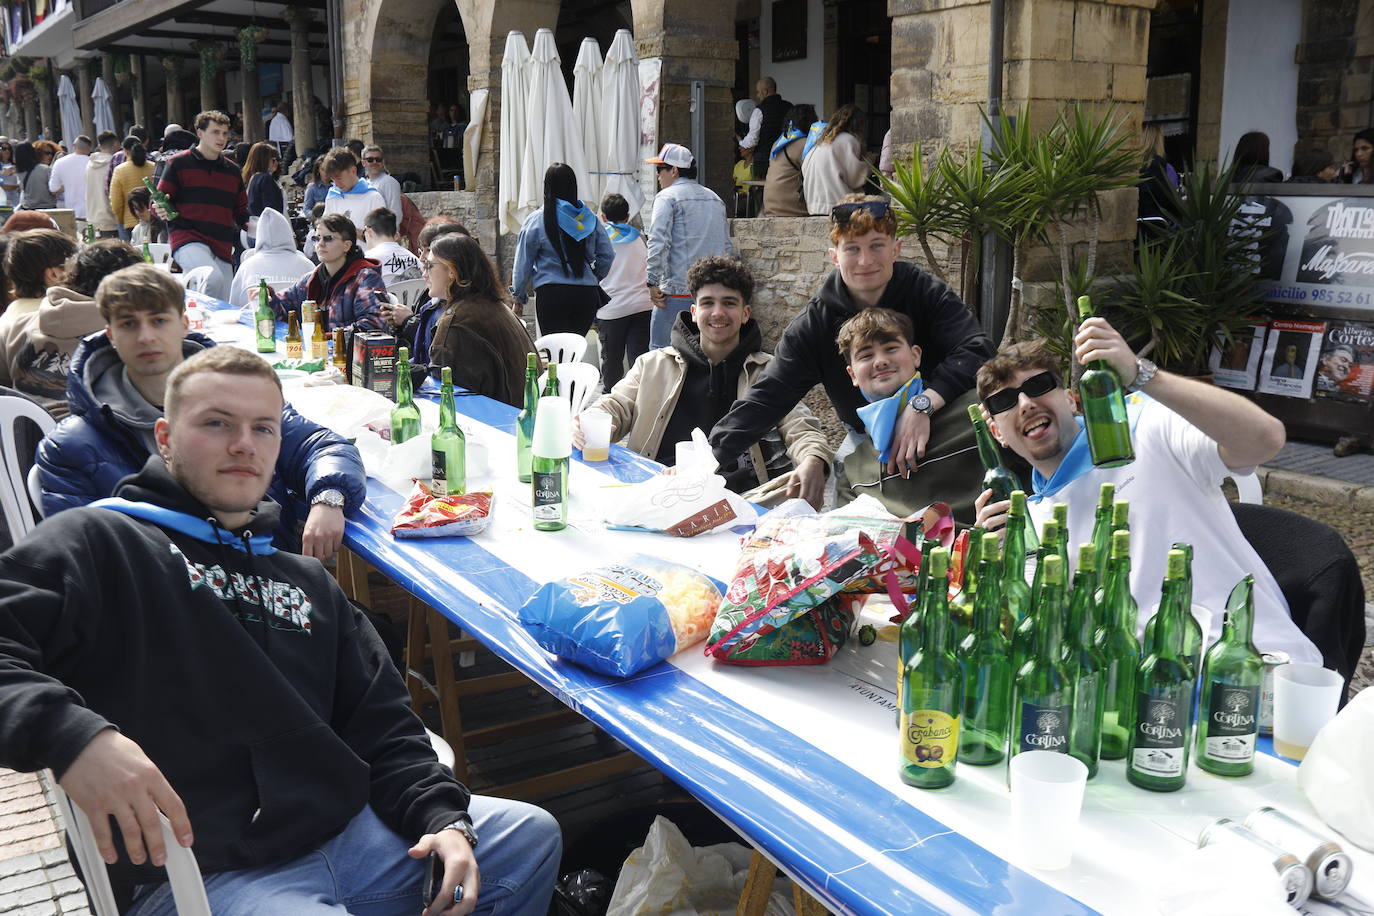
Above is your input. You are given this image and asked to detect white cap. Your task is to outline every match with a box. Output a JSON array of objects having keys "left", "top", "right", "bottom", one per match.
[
  {"left": 646, "top": 142, "right": 694, "bottom": 170},
  {"left": 531, "top": 396, "right": 571, "bottom": 459},
  {"left": 164, "top": 123, "right": 183, "bottom": 138}
]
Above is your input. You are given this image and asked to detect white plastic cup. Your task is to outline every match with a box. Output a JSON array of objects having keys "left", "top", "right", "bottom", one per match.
[
  {"left": 580, "top": 409, "right": 612, "bottom": 462},
  {"left": 674, "top": 441, "right": 697, "bottom": 470},
  {"left": 1009, "top": 751, "right": 1089, "bottom": 870},
  {"left": 1272, "top": 664, "right": 1343, "bottom": 760}
]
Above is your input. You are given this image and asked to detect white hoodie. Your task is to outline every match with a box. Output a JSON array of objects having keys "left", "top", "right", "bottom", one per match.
[
  {"left": 85, "top": 151, "right": 119, "bottom": 232},
  {"left": 228, "top": 209, "right": 315, "bottom": 307}
]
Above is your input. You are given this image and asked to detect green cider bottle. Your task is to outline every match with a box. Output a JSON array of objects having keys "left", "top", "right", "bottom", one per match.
[
  {"left": 948, "top": 526, "right": 985, "bottom": 640},
  {"left": 254, "top": 279, "right": 276, "bottom": 353},
  {"left": 1075, "top": 295, "right": 1135, "bottom": 468},
  {"left": 389, "top": 347, "right": 422, "bottom": 444},
  {"left": 1051, "top": 503, "right": 1071, "bottom": 575},
  {"left": 1013, "top": 518, "right": 1058, "bottom": 675},
  {"left": 1000, "top": 491, "right": 1033, "bottom": 637},
  {"left": 142, "top": 176, "right": 179, "bottom": 220},
  {"left": 968, "top": 404, "right": 1018, "bottom": 503},
  {"left": 1089, "top": 483, "right": 1116, "bottom": 585},
  {"left": 1096, "top": 529, "right": 1141, "bottom": 759},
  {"left": 1010, "top": 554, "right": 1074, "bottom": 760},
  {"left": 1196, "top": 575, "right": 1263, "bottom": 777},
  {"left": 1126, "top": 549, "right": 1196, "bottom": 792},
  {"left": 1068, "top": 542, "right": 1108, "bottom": 778},
  {"left": 957, "top": 533, "right": 1013, "bottom": 766},
  {"left": 142, "top": 240, "right": 153, "bottom": 263},
  {"left": 900, "top": 547, "right": 962, "bottom": 789},
  {"left": 542, "top": 362, "right": 560, "bottom": 398},
  {"left": 1142, "top": 542, "right": 1203, "bottom": 679},
  {"left": 430, "top": 367, "right": 467, "bottom": 497},
  {"left": 515, "top": 353, "right": 540, "bottom": 483}
]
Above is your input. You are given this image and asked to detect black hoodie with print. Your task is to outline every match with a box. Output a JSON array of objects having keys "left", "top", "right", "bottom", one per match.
[{"left": 0, "top": 457, "right": 468, "bottom": 889}]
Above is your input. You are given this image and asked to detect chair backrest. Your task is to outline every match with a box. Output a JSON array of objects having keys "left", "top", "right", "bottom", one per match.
[
  {"left": 539, "top": 362, "right": 601, "bottom": 415},
  {"left": 1226, "top": 472, "right": 1263, "bottom": 505},
  {"left": 0, "top": 394, "right": 55, "bottom": 539},
  {"left": 534, "top": 332, "right": 588, "bottom": 366},
  {"left": 144, "top": 242, "right": 172, "bottom": 265},
  {"left": 27, "top": 462, "right": 43, "bottom": 521},
  {"left": 387, "top": 278, "right": 429, "bottom": 309},
  {"left": 53, "top": 781, "right": 211, "bottom": 916},
  {"left": 183, "top": 265, "right": 217, "bottom": 294}
]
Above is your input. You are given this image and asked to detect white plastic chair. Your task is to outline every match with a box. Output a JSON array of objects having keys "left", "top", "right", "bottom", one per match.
[
  {"left": 539, "top": 362, "right": 601, "bottom": 415},
  {"left": 534, "top": 332, "right": 588, "bottom": 366},
  {"left": 27, "top": 462, "right": 43, "bottom": 521},
  {"left": 387, "top": 278, "right": 429, "bottom": 309},
  {"left": 1228, "top": 471, "right": 1263, "bottom": 505},
  {"left": 53, "top": 781, "right": 211, "bottom": 916},
  {"left": 0, "top": 395, "right": 54, "bottom": 538},
  {"left": 182, "top": 265, "right": 217, "bottom": 295},
  {"left": 144, "top": 243, "right": 172, "bottom": 265}
]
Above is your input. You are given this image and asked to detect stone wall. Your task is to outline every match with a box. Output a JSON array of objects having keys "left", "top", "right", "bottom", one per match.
[{"left": 1295, "top": 0, "right": 1374, "bottom": 163}]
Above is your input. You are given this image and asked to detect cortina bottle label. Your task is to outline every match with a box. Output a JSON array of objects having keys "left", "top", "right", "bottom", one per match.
[
  {"left": 431, "top": 450, "right": 447, "bottom": 495},
  {"left": 533, "top": 470, "right": 562, "bottom": 520},
  {"left": 1132, "top": 694, "right": 1186, "bottom": 775},
  {"left": 903, "top": 709, "right": 959, "bottom": 768},
  {"left": 1018, "top": 703, "right": 1070, "bottom": 753},
  {"left": 257, "top": 319, "right": 274, "bottom": 339},
  {"left": 1204, "top": 684, "right": 1257, "bottom": 761}
]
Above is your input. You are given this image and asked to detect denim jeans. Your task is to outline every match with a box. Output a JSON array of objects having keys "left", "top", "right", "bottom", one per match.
[
  {"left": 128, "top": 797, "right": 561, "bottom": 916},
  {"left": 172, "top": 241, "right": 234, "bottom": 301},
  {"left": 648, "top": 295, "right": 693, "bottom": 349}
]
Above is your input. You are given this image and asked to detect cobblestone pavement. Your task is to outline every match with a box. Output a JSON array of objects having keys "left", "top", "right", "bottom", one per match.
[{"left": 0, "top": 772, "right": 89, "bottom": 916}]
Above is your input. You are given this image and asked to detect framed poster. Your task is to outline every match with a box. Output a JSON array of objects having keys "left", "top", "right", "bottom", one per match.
[
  {"left": 1256, "top": 319, "right": 1326, "bottom": 398},
  {"left": 1209, "top": 320, "right": 1268, "bottom": 391},
  {"left": 1312, "top": 320, "right": 1374, "bottom": 405},
  {"left": 772, "top": 0, "right": 807, "bottom": 62}
]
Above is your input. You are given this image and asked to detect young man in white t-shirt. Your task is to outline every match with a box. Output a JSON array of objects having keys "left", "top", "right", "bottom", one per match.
[
  {"left": 362, "top": 206, "right": 421, "bottom": 287},
  {"left": 972, "top": 317, "right": 1328, "bottom": 668}
]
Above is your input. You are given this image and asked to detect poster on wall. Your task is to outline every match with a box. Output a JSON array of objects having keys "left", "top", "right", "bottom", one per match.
[
  {"left": 1209, "top": 320, "right": 1269, "bottom": 391},
  {"left": 1256, "top": 318, "right": 1326, "bottom": 398},
  {"left": 1245, "top": 194, "right": 1374, "bottom": 311},
  {"left": 1312, "top": 320, "right": 1374, "bottom": 405}
]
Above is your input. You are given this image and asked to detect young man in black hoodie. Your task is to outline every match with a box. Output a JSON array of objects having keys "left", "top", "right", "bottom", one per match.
[
  {"left": 709, "top": 194, "right": 995, "bottom": 522},
  {"left": 0, "top": 346, "right": 560, "bottom": 915}
]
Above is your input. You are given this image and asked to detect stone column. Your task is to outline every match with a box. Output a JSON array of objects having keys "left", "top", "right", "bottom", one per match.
[
  {"left": 284, "top": 7, "right": 316, "bottom": 155},
  {"left": 193, "top": 41, "right": 225, "bottom": 114},
  {"left": 77, "top": 59, "right": 96, "bottom": 139},
  {"left": 36, "top": 64, "right": 56, "bottom": 141},
  {"left": 130, "top": 55, "right": 148, "bottom": 129},
  {"left": 23, "top": 97, "right": 39, "bottom": 143},
  {"left": 239, "top": 27, "right": 267, "bottom": 144},
  {"left": 163, "top": 57, "right": 185, "bottom": 127}
]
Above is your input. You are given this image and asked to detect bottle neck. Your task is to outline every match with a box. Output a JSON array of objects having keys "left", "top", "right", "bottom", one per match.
[
  {"left": 1102, "top": 556, "right": 1134, "bottom": 632},
  {"left": 1069, "top": 570, "right": 1097, "bottom": 647},
  {"left": 971, "top": 559, "right": 1003, "bottom": 634},
  {"left": 1222, "top": 587, "right": 1255, "bottom": 648},
  {"left": 439, "top": 386, "right": 458, "bottom": 430},
  {"left": 972, "top": 418, "right": 1003, "bottom": 470},
  {"left": 922, "top": 588, "right": 951, "bottom": 656},
  {"left": 1154, "top": 578, "right": 1188, "bottom": 657},
  {"left": 396, "top": 363, "right": 414, "bottom": 405},
  {"left": 1002, "top": 515, "right": 1026, "bottom": 578},
  {"left": 1036, "top": 587, "right": 1065, "bottom": 660}
]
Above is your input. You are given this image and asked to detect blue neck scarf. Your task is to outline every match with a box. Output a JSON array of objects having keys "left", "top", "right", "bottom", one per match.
[
  {"left": 801, "top": 121, "right": 828, "bottom": 163},
  {"left": 325, "top": 176, "right": 377, "bottom": 200},
  {"left": 1029, "top": 393, "right": 1148, "bottom": 502},
  {"left": 606, "top": 221, "right": 640, "bottom": 244},
  {"left": 770, "top": 122, "right": 805, "bottom": 159},
  {"left": 92, "top": 497, "right": 277, "bottom": 555},
  {"left": 555, "top": 199, "right": 597, "bottom": 241},
  {"left": 856, "top": 374, "right": 925, "bottom": 464}
]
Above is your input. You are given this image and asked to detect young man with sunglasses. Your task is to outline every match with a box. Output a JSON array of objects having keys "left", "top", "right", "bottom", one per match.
[
  {"left": 972, "top": 317, "right": 1332, "bottom": 668},
  {"left": 361, "top": 145, "right": 403, "bottom": 218},
  {"left": 709, "top": 193, "right": 994, "bottom": 519}
]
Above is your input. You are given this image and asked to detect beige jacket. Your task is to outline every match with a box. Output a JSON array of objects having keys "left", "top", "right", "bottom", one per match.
[{"left": 589, "top": 346, "right": 831, "bottom": 493}]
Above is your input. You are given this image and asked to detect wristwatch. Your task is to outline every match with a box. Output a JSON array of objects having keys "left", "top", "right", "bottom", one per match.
[
  {"left": 310, "top": 488, "right": 345, "bottom": 508},
  {"left": 439, "top": 815, "right": 479, "bottom": 849},
  {"left": 908, "top": 393, "right": 934, "bottom": 415},
  {"left": 1129, "top": 357, "right": 1158, "bottom": 391}
]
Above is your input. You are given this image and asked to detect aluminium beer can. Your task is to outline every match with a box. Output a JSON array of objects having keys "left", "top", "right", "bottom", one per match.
[
  {"left": 1243, "top": 807, "right": 1352, "bottom": 900},
  {"left": 1258, "top": 650, "right": 1289, "bottom": 736},
  {"left": 1198, "top": 818, "right": 1313, "bottom": 907}
]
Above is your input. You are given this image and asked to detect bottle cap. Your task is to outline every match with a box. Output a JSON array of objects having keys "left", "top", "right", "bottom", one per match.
[
  {"left": 1041, "top": 519, "right": 1058, "bottom": 543},
  {"left": 398, "top": 346, "right": 410, "bottom": 363},
  {"left": 980, "top": 531, "right": 1001, "bottom": 559},
  {"left": 1111, "top": 500, "right": 1129, "bottom": 527},
  {"left": 531, "top": 395, "right": 571, "bottom": 459},
  {"left": 441, "top": 366, "right": 452, "bottom": 385},
  {"left": 1078, "top": 542, "right": 1096, "bottom": 569},
  {"left": 1110, "top": 528, "right": 1131, "bottom": 558},
  {"left": 1077, "top": 295, "right": 1093, "bottom": 319},
  {"left": 1165, "top": 548, "right": 1186, "bottom": 579},
  {"left": 1098, "top": 482, "right": 1115, "bottom": 506},
  {"left": 966, "top": 403, "right": 982, "bottom": 424},
  {"left": 1042, "top": 553, "right": 1064, "bottom": 586},
  {"left": 926, "top": 546, "right": 949, "bottom": 577},
  {"left": 1009, "top": 490, "right": 1026, "bottom": 515}
]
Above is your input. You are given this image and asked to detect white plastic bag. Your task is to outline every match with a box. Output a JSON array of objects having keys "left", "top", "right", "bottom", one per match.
[
  {"left": 602, "top": 429, "right": 756, "bottom": 536},
  {"left": 605, "top": 816, "right": 793, "bottom": 916},
  {"left": 1298, "top": 685, "right": 1374, "bottom": 851}
]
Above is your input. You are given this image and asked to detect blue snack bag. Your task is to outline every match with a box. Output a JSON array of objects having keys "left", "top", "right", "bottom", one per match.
[{"left": 518, "top": 555, "right": 725, "bottom": 677}]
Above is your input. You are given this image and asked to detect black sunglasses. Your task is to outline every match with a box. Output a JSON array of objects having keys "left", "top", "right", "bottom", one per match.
[
  {"left": 363, "top": 156, "right": 383, "bottom": 163},
  {"left": 830, "top": 200, "right": 892, "bottom": 225},
  {"left": 654, "top": 164, "right": 672, "bottom": 172},
  {"left": 983, "top": 370, "right": 1061, "bottom": 415}
]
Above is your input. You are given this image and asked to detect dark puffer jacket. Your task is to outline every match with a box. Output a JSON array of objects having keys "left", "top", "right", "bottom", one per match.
[{"left": 35, "top": 331, "right": 366, "bottom": 548}]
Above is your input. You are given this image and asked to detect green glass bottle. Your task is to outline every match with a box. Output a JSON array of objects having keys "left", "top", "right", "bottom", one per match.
[
  {"left": 1196, "top": 575, "right": 1262, "bottom": 777},
  {"left": 531, "top": 396, "right": 571, "bottom": 531},
  {"left": 143, "top": 175, "right": 179, "bottom": 221},
  {"left": 515, "top": 353, "right": 540, "bottom": 484},
  {"left": 1076, "top": 295, "right": 1135, "bottom": 468},
  {"left": 957, "top": 533, "right": 1013, "bottom": 766},
  {"left": 84, "top": 223, "right": 95, "bottom": 244},
  {"left": 967, "top": 404, "right": 1018, "bottom": 503},
  {"left": 1089, "top": 483, "right": 1116, "bottom": 584},
  {"left": 900, "top": 547, "right": 962, "bottom": 789},
  {"left": 254, "top": 279, "right": 276, "bottom": 353},
  {"left": 142, "top": 240, "right": 153, "bottom": 263},
  {"left": 1111, "top": 499, "right": 1130, "bottom": 533},
  {"left": 1096, "top": 529, "right": 1140, "bottom": 760},
  {"left": 1013, "top": 518, "right": 1058, "bottom": 675},
  {"left": 542, "top": 362, "right": 560, "bottom": 398},
  {"left": 1142, "top": 542, "right": 1203, "bottom": 678},
  {"left": 948, "top": 526, "right": 984, "bottom": 640},
  {"left": 1051, "top": 503, "right": 1071, "bottom": 574},
  {"left": 1068, "top": 542, "right": 1108, "bottom": 778},
  {"left": 1000, "top": 490, "right": 1033, "bottom": 637},
  {"left": 430, "top": 367, "right": 467, "bottom": 497},
  {"left": 390, "top": 347, "right": 422, "bottom": 444},
  {"left": 1127, "top": 549, "right": 1195, "bottom": 792},
  {"left": 1010, "top": 554, "right": 1074, "bottom": 760}
]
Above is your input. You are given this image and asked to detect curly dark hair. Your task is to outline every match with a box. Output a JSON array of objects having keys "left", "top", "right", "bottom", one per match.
[
  {"left": 63, "top": 240, "right": 144, "bottom": 297},
  {"left": 687, "top": 255, "right": 754, "bottom": 304}
]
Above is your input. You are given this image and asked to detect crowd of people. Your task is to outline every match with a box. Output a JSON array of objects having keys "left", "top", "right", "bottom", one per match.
[{"left": 0, "top": 90, "right": 1365, "bottom": 916}]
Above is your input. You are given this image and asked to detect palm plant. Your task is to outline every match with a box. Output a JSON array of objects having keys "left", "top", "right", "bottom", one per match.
[
  {"left": 882, "top": 146, "right": 956, "bottom": 287},
  {"left": 934, "top": 143, "right": 1037, "bottom": 305}
]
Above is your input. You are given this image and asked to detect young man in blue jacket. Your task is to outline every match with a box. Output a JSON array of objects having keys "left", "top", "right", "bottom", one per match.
[
  {"left": 36, "top": 263, "right": 365, "bottom": 558},
  {"left": 0, "top": 346, "right": 560, "bottom": 914}
]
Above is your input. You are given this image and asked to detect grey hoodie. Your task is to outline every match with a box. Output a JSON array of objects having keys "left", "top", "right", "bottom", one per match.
[
  {"left": 85, "top": 150, "right": 118, "bottom": 231},
  {"left": 229, "top": 208, "right": 315, "bottom": 307}
]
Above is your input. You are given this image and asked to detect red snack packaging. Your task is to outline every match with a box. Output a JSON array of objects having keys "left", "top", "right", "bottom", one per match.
[{"left": 391, "top": 481, "right": 494, "bottom": 538}]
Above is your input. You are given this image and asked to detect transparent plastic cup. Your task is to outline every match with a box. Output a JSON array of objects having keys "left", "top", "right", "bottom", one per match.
[
  {"left": 580, "top": 409, "right": 612, "bottom": 462},
  {"left": 1009, "top": 751, "right": 1089, "bottom": 870},
  {"left": 1273, "top": 664, "right": 1343, "bottom": 760}
]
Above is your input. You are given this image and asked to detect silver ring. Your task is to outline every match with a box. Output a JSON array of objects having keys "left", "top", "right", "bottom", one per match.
[{"left": 453, "top": 884, "right": 464, "bottom": 903}]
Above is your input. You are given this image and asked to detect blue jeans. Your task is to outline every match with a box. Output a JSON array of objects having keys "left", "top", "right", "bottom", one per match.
[
  {"left": 649, "top": 295, "right": 693, "bottom": 349},
  {"left": 172, "top": 241, "right": 234, "bottom": 301},
  {"left": 128, "top": 797, "right": 561, "bottom": 916},
  {"left": 117, "top": 226, "right": 132, "bottom": 242}
]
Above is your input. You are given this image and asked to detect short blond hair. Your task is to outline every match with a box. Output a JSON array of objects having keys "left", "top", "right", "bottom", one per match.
[
  {"left": 95, "top": 263, "right": 185, "bottom": 323},
  {"left": 165, "top": 347, "right": 282, "bottom": 421}
]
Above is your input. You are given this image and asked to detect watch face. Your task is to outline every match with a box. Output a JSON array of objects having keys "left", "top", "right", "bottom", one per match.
[{"left": 910, "top": 394, "right": 932, "bottom": 412}]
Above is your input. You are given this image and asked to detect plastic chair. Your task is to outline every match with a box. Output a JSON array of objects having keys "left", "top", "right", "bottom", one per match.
[
  {"left": 27, "top": 462, "right": 43, "bottom": 521},
  {"left": 1227, "top": 472, "right": 1263, "bottom": 505},
  {"left": 182, "top": 265, "right": 217, "bottom": 295},
  {"left": 534, "top": 332, "right": 588, "bottom": 366},
  {"left": 0, "top": 394, "right": 54, "bottom": 538},
  {"left": 387, "top": 278, "right": 429, "bottom": 309},
  {"left": 539, "top": 362, "right": 601, "bottom": 415},
  {"left": 144, "top": 243, "right": 172, "bottom": 265},
  {"left": 53, "top": 781, "right": 211, "bottom": 916}
]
